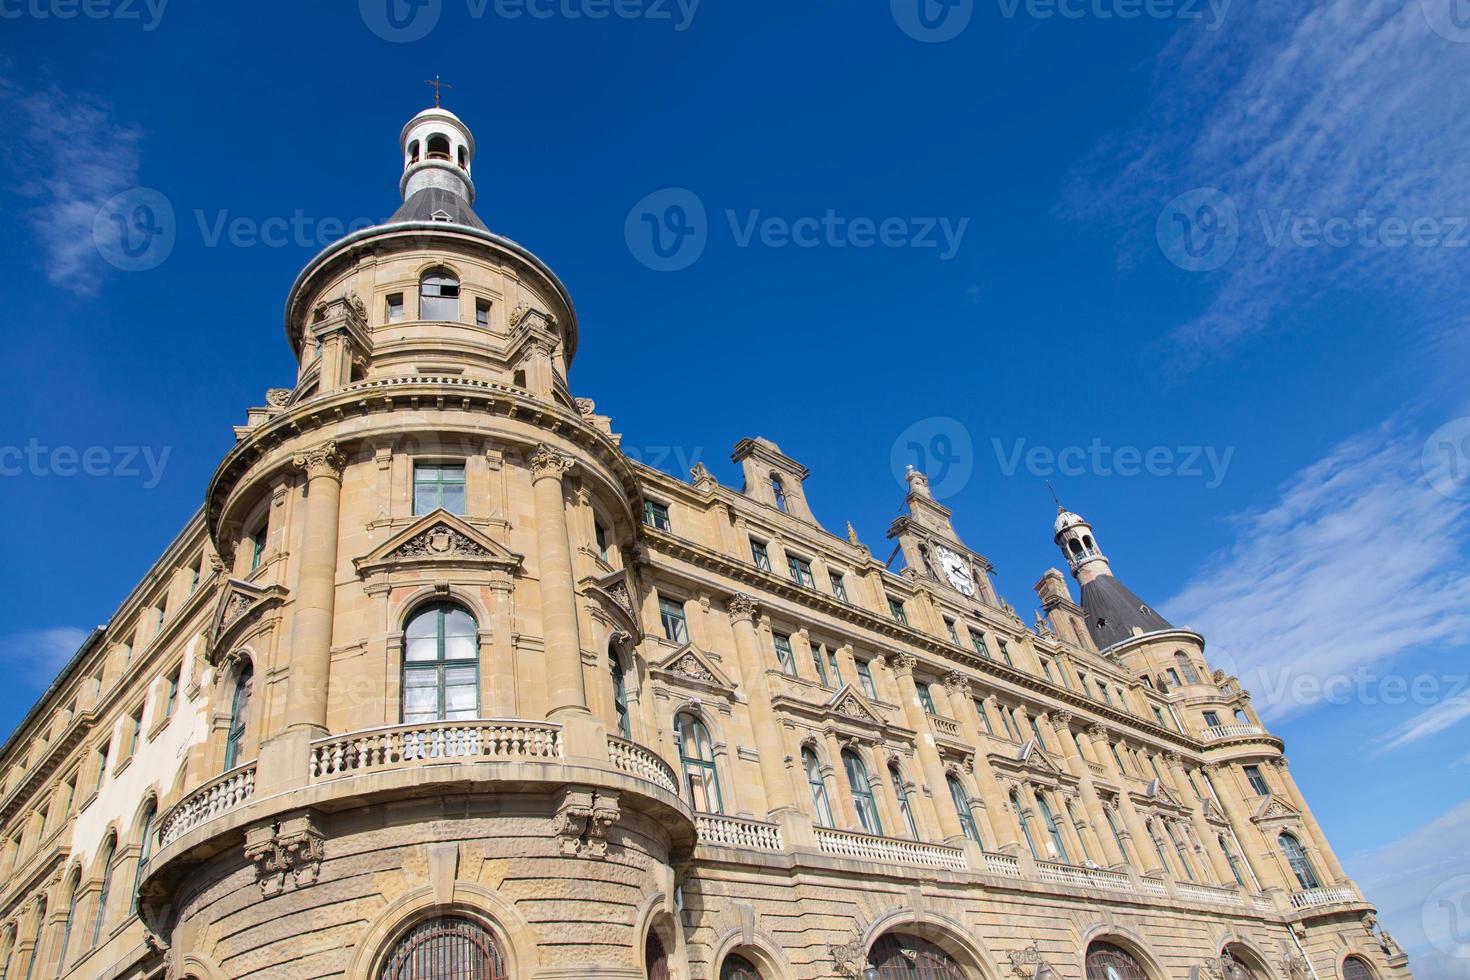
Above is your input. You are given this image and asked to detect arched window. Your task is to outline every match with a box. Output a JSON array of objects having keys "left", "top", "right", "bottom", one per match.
[
  {"left": 948, "top": 775, "right": 980, "bottom": 844},
  {"left": 803, "top": 749, "right": 833, "bottom": 828},
  {"left": 403, "top": 603, "right": 480, "bottom": 724},
  {"left": 870, "top": 933, "right": 969, "bottom": 979},
  {"left": 645, "top": 931, "right": 669, "bottom": 980},
  {"left": 1174, "top": 652, "right": 1201, "bottom": 684},
  {"left": 1069, "top": 538, "right": 1084, "bottom": 556},
  {"left": 408, "top": 140, "right": 420, "bottom": 164},
  {"left": 770, "top": 475, "right": 788, "bottom": 512},
  {"left": 223, "top": 661, "right": 253, "bottom": 771},
  {"left": 378, "top": 916, "right": 508, "bottom": 980},
  {"left": 55, "top": 870, "right": 80, "bottom": 974},
  {"left": 1278, "top": 832, "right": 1321, "bottom": 889},
  {"left": 1218, "top": 834, "right": 1245, "bottom": 886},
  {"left": 609, "top": 648, "right": 631, "bottom": 739},
  {"left": 91, "top": 834, "right": 116, "bottom": 946},
  {"left": 1086, "top": 941, "right": 1148, "bottom": 980},
  {"left": 890, "top": 764, "right": 919, "bottom": 840},
  {"left": 843, "top": 750, "right": 882, "bottom": 835},
  {"left": 1012, "top": 790, "right": 1041, "bottom": 860},
  {"left": 721, "top": 953, "right": 762, "bottom": 980},
  {"left": 457, "top": 146, "right": 468, "bottom": 169},
  {"left": 426, "top": 134, "right": 451, "bottom": 160},
  {"left": 419, "top": 268, "right": 461, "bottom": 321},
  {"left": 1081, "top": 535, "right": 1096, "bottom": 554},
  {"left": 130, "top": 801, "right": 157, "bottom": 914},
  {"left": 1036, "top": 792, "right": 1070, "bottom": 863},
  {"left": 23, "top": 899, "right": 44, "bottom": 980},
  {"left": 1220, "top": 946, "right": 1263, "bottom": 980},
  {"left": 674, "top": 712, "right": 722, "bottom": 813},
  {"left": 1341, "top": 956, "right": 1376, "bottom": 980}
]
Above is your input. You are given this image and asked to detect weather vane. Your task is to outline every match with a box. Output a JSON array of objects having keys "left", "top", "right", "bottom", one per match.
[
  {"left": 425, "top": 75, "right": 451, "bottom": 107},
  {"left": 1046, "top": 480, "right": 1063, "bottom": 510}
]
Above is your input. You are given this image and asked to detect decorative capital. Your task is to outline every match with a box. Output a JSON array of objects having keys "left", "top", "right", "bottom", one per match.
[
  {"left": 1052, "top": 710, "right": 1073, "bottom": 728},
  {"left": 728, "top": 593, "right": 759, "bottom": 623},
  {"left": 1085, "top": 723, "right": 1109, "bottom": 740},
  {"left": 293, "top": 441, "right": 345, "bottom": 479},
  {"left": 942, "top": 669, "right": 968, "bottom": 695},
  {"left": 1164, "top": 750, "right": 1184, "bottom": 766},
  {"left": 890, "top": 653, "right": 918, "bottom": 677},
  {"left": 529, "top": 444, "right": 575, "bottom": 482}
]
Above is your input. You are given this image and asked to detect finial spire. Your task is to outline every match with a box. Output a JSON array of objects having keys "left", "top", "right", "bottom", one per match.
[
  {"left": 1046, "top": 480, "right": 1063, "bottom": 511},
  {"left": 425, "top": 75, "right": 452, "bottom": 107}
]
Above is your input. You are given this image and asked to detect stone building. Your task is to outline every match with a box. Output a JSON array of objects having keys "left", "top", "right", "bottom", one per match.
[{"left": 0, "top": 104, "right": 1411, "bottom": 980}]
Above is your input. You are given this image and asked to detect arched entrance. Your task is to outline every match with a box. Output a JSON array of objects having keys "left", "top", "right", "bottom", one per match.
[
  {"left": 646, "top": 930, "right": 670, "bottom": 980},
  {"left": 379, "top": 916, "right": 509, "bottom": 980},
  {"left": 1086, "top": 941, "right": 1149, "bottom": 980},
  {"left": 720, "top": 952, "right": 762, "bottom": 980},
  {"left": 870, "top": 933, "right": 971, "bottom": 979}
]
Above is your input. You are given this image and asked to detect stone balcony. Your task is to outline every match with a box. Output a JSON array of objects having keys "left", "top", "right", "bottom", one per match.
[{"left": 1199, "top": 723, "right": 1267, "bottom": 741}]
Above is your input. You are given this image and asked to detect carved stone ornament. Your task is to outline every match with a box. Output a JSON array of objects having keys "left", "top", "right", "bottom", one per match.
[
  {"left": 673, "top": 654, "right": 715, "bottom": 684},
  {"left": 1007, "top": 944, "right": 1046, "bottom": 979},
  {"left": 575, "top": 397, "right": 596, "bottom": 416},
  {"left": 829, "top": 933, "right": 869, "bottom": 978},
  {"left": 942, "top": 670, "right": 968, "bottom": 695},
  {"left": 244, "top": 814, "right": 325, "bottom": 896},
  {"left": 293, "top": 441, "right": 346, "bottom": 479},
  {"left": 265, "top": 387, "right": 292, "bottom": 407},
  {"left": 553, "top": 787, "right": 620, "bottom": 859},
  {"left": 728, "top": 593, "right": 759, "bottom": 622},
  {"left": 393, "top": 527, "right": 491, "bottom": 559},
  {"left": 1279, "top": 951, "right": 1310, "bottom": 980},
  {"left": 606, "top": 580, "right": 635, "bottom": 616},
  {"left": 1086, "top": 723, "right": 1109, "bottom": 740},
  {"left": 221, "top": 592, "right": 253, "bottom": 628},
  {"left": 529, "top": 444, "right": 574, "bottom": 481},
  {"left": 890, "top": 653, "right": 918, "bottom": 676}
]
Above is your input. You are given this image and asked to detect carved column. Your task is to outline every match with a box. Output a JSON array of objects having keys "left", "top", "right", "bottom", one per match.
[
  {"left": 1203, "top": 763, "right": 1278, "bottom": 892},
  {"left": 531, "top": 446, "right": 590, "bottom": 719},
  {"left": 1169, "top": 753, "right": 1235, "bottom": 885},
  {"left": 727, "top": 595, "right": 796, "bottom": 814},
  {"left": 282, "top": 441, "right": 346, "bottom": 736},
  {"left": 1087, "top": 725, "right": 1158, "bottom": 874},
  {"left": 1052, "top": 715, "right": 1124, "bottom": 868},
  {"left": 890, "top": 654, "right": 964, "bottom": 841},
  {"left": 943, "top": 671, "right": 1011, "bottom": 850}
]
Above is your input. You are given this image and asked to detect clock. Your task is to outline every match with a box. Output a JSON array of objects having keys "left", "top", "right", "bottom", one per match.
[{"left": 935, "top": 546, "right": 976, "bottom": 596}]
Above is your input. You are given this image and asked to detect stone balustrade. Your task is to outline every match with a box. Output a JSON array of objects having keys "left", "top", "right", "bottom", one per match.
[
  {"left": 814, "top": 827, "right": 967, "bottom": 870},
  {"left": 984, "top": 851, "right": 1023, "bottom": 878},
  {"left": 929, "top": 715, "right": 962, "bottom": 738},
  {"left": 157, "top": 761, "right": 257, "bottom": 848},
  {"left": 607, "top": 735, "right": 680, "bottom": 795},
  {"left": 309, "top": 719, "right": 562, "bottom": 779},
  {"left": 1200, "top": 723, "right": 1266, "bottom": 741},
  {"left": 1178, "top": 881, "right": 1245, "bottom": 906},
  {"left": 1290, "top": 886, "right": 1357, "bottom": 910},
  {"left": 1139, "top": 877, "right": 1169, "bottom": 896},
  {"left": 695, "top": 813, "right": 783, "bottom": 851}
]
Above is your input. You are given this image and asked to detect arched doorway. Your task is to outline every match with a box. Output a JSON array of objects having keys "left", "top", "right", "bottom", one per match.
[
  {"left": 870, "top": 933, "right": 970, "bottom": 979},
  {"left": 379, "top": 916, "right": 509, "bottom": 980},
  {"left": 646, "top": 930, "right": 670, "bottom": 980},
  {"left": 1086, "top": 941, "right": 1149, "bottom": 980},
  {"left": 720, "top": 952, "right": 762, "bottom": 980}
]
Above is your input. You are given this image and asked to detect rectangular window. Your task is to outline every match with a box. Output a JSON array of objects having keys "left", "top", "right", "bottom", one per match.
[
  {"left": 1203, "top": 710, "right": 1221, "bottom": 728},
  {"left": 887, "top": 597, "right": 908, "bottom": 625},
  {"left": 658, "top": 596, "right": 689, "bottom": 644},
  {"left": 1000, "top": 705, "right": 1020, "bottom": 741},
  {"left": 997, "top": 638, "right": 1014, "bottom": 666},
  {"left": 250, "top": 524, "right": 267, "bottom": 571},
  {"left": 1040, "top": 659, "right": 1054, "bottom": 682},
  {"left": 1243, "top": 764, "right": 1270, "bottom": 796},
  {"left": 95, "top": 744, "right": 109, "bottom": 791},
  {"left": 787, "top": 554, "right": 815, "bottom": 589},
  {"left": 945, "top": 618, "right": 959, "bottom": 644},
  {"left": 164, "top": 668, "right": 180, "bottom": 719},
  {"left": 969, "top": 629, "right": 990, "bottom": 658},
  {"left": 1165, "top": 668, "right": 1182, "bottom": 688},
  {"left": 413, "top": 462, "right": 467, "bottom": 516},
  {"left": 811, "top": 644, "right": 830, "bottom": 686},
  {"left": 595, "top": 523, "right": 609, "bottom": 562},
  {"left": 127, "top": 707, "right": 143, "bottom": 756},
  {"left": 1109, "top": 741, "right": 1127, "bottom": 773},
  {"left": 189, "top": 562, "right": 200, "bottom": 595},
  {"left": 974, "top": 699, "right": 995, "bottom": 735},
  {"left": 386, "top": 293, "right": 405, "bottom": 322},
  {"left": 829, "top": 571, "right": 848, "bottom": 601},
  {"left": 917, "top": 683, "right": 937, "bottom": 715},
  {"left": 826, "top": 647, "right": 841, "bottom": 685},
  {"left": 475, "top": 298, "right": 492, "bottom": 327},
  {"left": 750, "top": 539, "right": 772, "bottom": 572},
  {"left": 1152, "top": 706, "right": 1167, "bottom": 728},
  {"left": 856, "top": 658, "right": 877, "bottom": 698},
  {"left": 643, "top": 500, "right": 672, "bottom": 532},
  {"left": 1141, "top": 675, "right": 1155, "bottom": 690},
  {"left": 1028, "top": 716, "right": 1048, "bottom": 751},
  {"left": 61, "top": 775, "right": 76, "bottom": 815},
  {"left": 154, "top": 605, "right": 166, "bottom": 634},
  {"left": 1096, "top": 681, "right": 1113, "bottom": 705},
  {"left": 773, "top": 633, "right": 797, "bottom": 676}
]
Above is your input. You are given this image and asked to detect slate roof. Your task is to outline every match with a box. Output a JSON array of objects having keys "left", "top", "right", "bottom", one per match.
[{"left": 1079, "top": 573, "right": 1173, "bottom": 649}]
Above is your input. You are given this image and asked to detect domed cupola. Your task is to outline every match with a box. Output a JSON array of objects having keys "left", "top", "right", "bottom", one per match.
[
  {"left": 392, "top": 103, "right": 487, "bottom": 230},
  {"left": 1053, "top": 504, "right": 1173, "bottom": 649}
]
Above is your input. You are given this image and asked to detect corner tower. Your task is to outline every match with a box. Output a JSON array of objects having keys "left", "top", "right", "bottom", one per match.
[{"left": 1054, "top": 505, "right": 1171, "bottom": 649}]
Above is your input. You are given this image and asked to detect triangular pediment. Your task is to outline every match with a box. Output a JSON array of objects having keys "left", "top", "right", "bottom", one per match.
[
  {"left": 1016, "top": 739, "right": 1065, "bottom": 775},
  {"left": 652, "top": 644, "right": 735, "bottom": 693},
  {"left": 1202, "top": 799, "right": 1229, "bottom": 824},
  {"left": 207, "top": 578, "right": 287, "bottom": 664},
  {"left": 1251, "top": 793, "right": 1301, "bottom": 824},
  {"left": 355, "top": 510, "right": 523, "bottom": 575},
  {"left": 1144, "top": 778, "right": 1186, "bottom": 809},
  {"left": 826, "top": 684, "right": 885, "bottom": 725}
]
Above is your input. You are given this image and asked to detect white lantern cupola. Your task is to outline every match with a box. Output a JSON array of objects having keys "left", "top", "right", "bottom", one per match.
[{"left": 399, "top": 106, "right": 476, "bottom": 208}]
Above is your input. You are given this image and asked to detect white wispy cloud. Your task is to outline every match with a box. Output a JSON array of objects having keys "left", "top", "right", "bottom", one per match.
[
  {"left": 1164, "top": 419, "right": 1470, "bottom": 725},
  {"left": 1059, "top": 0, "right": 1470, "bottom": 367},
  {"left": 0, "top": 626, "right": 90, "bottom": 691},
  {"left": 0, "top": 70, "right": 143, "bottom": 295},
  {"left": 1349, "top": 796, "right": 1470, "bottom": 979}
]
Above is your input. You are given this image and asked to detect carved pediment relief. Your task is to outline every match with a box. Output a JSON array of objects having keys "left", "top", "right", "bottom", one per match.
[
  {"left": 1251, "top": 794, "right": 1302, "bottom": 825},
  {"left": 1015, "top": 738, "right": 1066, "bottom": 776},
  {"left": 1202, "top": 799, "right": 1230, "bottom": 824},
  {"left": 826, "top": 685, "right": 885, "bottom": 725},
  {"left": 651, "top": 645, "right": 736, "bottom": 694},
  {"left": 355, "top": 510, "right": 523, "bottom": 577},
  {"left": 581, "top": 568, "right": 642, "bottom": 641},
  {"left": 1145, "top": 777, "right": 1185, "bottom": 808},
  {"left": 207, "top": 579, "right": 287, "bottom": 665}
]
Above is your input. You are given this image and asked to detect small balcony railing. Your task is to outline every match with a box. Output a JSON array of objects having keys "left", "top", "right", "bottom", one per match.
[
  {"left": 1290, "top": 886, "right": 1357, "bottom": 909},
  {"left": 1200, "top": 723, "right": 1266, "bottom": 741},
  {"left": 157, "top": 761, "right": 257, "bottom": 848},
  {"left": 929, "top": 715, "right": 962, "bottom": 738},
  {"left": 310, "top": 719, "right": 562, "bottom": 779},
  {"left": 1178, "top": 881, "right": 1245, "bottom": 906},
  {"left": 695, "top": 813, "right": 783, "bottom": 852},
  {"left": 984, "top": 851, "right": 1022, "bottom": 878},
  {"left": 607, "top": 735, "right": 680, "bottom": 795},
  {"left": 814, "top": 826, "right": 967, "bottom": 870}
]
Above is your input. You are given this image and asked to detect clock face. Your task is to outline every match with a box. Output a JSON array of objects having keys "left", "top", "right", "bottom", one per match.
[{"left": 935, "top": 546, "right": 976, "bottom": 596}]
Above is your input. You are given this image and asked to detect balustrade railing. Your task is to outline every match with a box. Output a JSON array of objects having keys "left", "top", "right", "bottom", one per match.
[
  {"left": 984, "top": 852, "right": 1022, "bottom": 878},
  {"left": 1200, "top": 724, "right": 1266, "bottom": 741},
  {"left": 1139, "top": 877, "right": 1169, "bottom": 896},
  {"left": 695, "top": 813, "right": 783, "bottom": 851},
  {"left": 1178, "top": 881, "right": 1245, "bottom": 906},
  {"left": 929, "top": 716, "right": 962, "bottom": 738},
  {"left": 814, "top": 827, "right": 967, "bottom": 870},
  {"left": 157, "top": 762, "right": 256, "bottom": 848},
  {"left": 1290, "top": 886, "right": 1356, "bottom": 909},
  {"left": 310, "top": 720, "right": 562, "bottom": 779},
  {"left": 607, "top": 735, "right": 680, "bottom": 794}
]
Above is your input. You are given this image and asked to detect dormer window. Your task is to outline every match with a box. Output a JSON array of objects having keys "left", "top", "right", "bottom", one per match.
[
  {"left": 419, "top": 268, "right": 460, "bottom": 321},
  {"left": 429, "top": 209, "right": 452, "bottom": 222}
]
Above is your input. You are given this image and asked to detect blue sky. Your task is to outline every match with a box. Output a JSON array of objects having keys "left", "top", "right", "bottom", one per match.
[{"left": 2, "top": 0, "right": 1469, "bottom": 970}]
